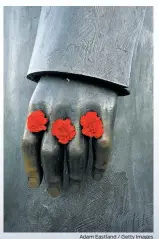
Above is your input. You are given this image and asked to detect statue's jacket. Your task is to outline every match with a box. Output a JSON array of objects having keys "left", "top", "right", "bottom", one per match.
[{"left": 27, "top": 6, "right": 147, "bottom": 95}]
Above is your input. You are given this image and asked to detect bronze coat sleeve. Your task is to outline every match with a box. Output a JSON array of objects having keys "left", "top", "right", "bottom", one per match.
[{"left": 27, "top": 6, "right": 147, "bottom": 95}]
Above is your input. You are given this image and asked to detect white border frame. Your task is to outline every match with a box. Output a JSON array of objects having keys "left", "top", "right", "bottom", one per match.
[{"left": 1, "top": 1, "right": 158, "bottom": 238}]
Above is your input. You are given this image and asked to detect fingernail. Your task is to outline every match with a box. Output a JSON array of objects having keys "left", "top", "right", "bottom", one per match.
[
  {"left": 28, "top": 177, "right": 39, "bottom": 188},
  {"left": 48, "top": 184, "right": 61, "bottom": 198},
  {"left": 93, "top": 173, "right": 103, "bottom": 181},
  {"left": 69, "top": 182, "right": 81, "bottom": 193}
]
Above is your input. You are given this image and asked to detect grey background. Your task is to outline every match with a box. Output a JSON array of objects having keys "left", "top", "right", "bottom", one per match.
[{"left": 4, "top": 6, "right": 153, "bottom": 232}]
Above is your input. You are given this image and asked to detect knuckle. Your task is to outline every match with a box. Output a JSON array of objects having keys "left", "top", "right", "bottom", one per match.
[
  {"left": 41, "top": 143, "right": 59, "bottom": 158},
  {"left": 21, "top": 135, "right": 38, "bottom": 152},
  {"left": 68, "top": 144, "right": 84, "bottom": 158},
  {"left": 27, "top": 168, "right": 39, "bottom": 177},
  {"left": 97, "top": 136, "right": 111, "bottom": 149},
  {"left": 46, "top": 175, "right": 62, "bottom": 185}
]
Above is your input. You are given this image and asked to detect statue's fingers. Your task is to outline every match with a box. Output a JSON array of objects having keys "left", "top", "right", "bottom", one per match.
[
  {"left": 21, "top": 128, "right": 44, "bottom": 188},
  {"left": 67, "top": 120, "right": 89, "bottom": 193},
  {"left": 21, "top": 104, "right": 49, "bottom": 188},
  {"left": 92, "top": 107, "right": 114, "bottom": 181},
  {"left": 41, "top": 124, "right": 64, "bottom": 198}
]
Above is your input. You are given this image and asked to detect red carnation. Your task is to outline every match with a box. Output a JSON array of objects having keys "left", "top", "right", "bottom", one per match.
[
  {"left": 80, "top": 112, "right": 104, "bottom": 138},
  {"left": 52, "top": 119, "right": 76, "bottom": 144},
  {"left": 27, "top": 110, "right": 48, "bottom": 133}
]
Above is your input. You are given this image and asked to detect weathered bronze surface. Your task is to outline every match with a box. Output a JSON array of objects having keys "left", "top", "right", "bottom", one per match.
[
  {"left": 4, "top": 6, "right": 153, "bottom": 232},
  {"left": 21, "top": 76, "right": 117, "bottom": 196},
  {"left": 27, "top": 6, "right": 146, "bottom": 93}
]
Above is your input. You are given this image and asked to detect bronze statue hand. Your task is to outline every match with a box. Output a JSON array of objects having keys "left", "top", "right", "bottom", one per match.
[{"left": 21, "top": 76, "right": 118, "bottom": 197}]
